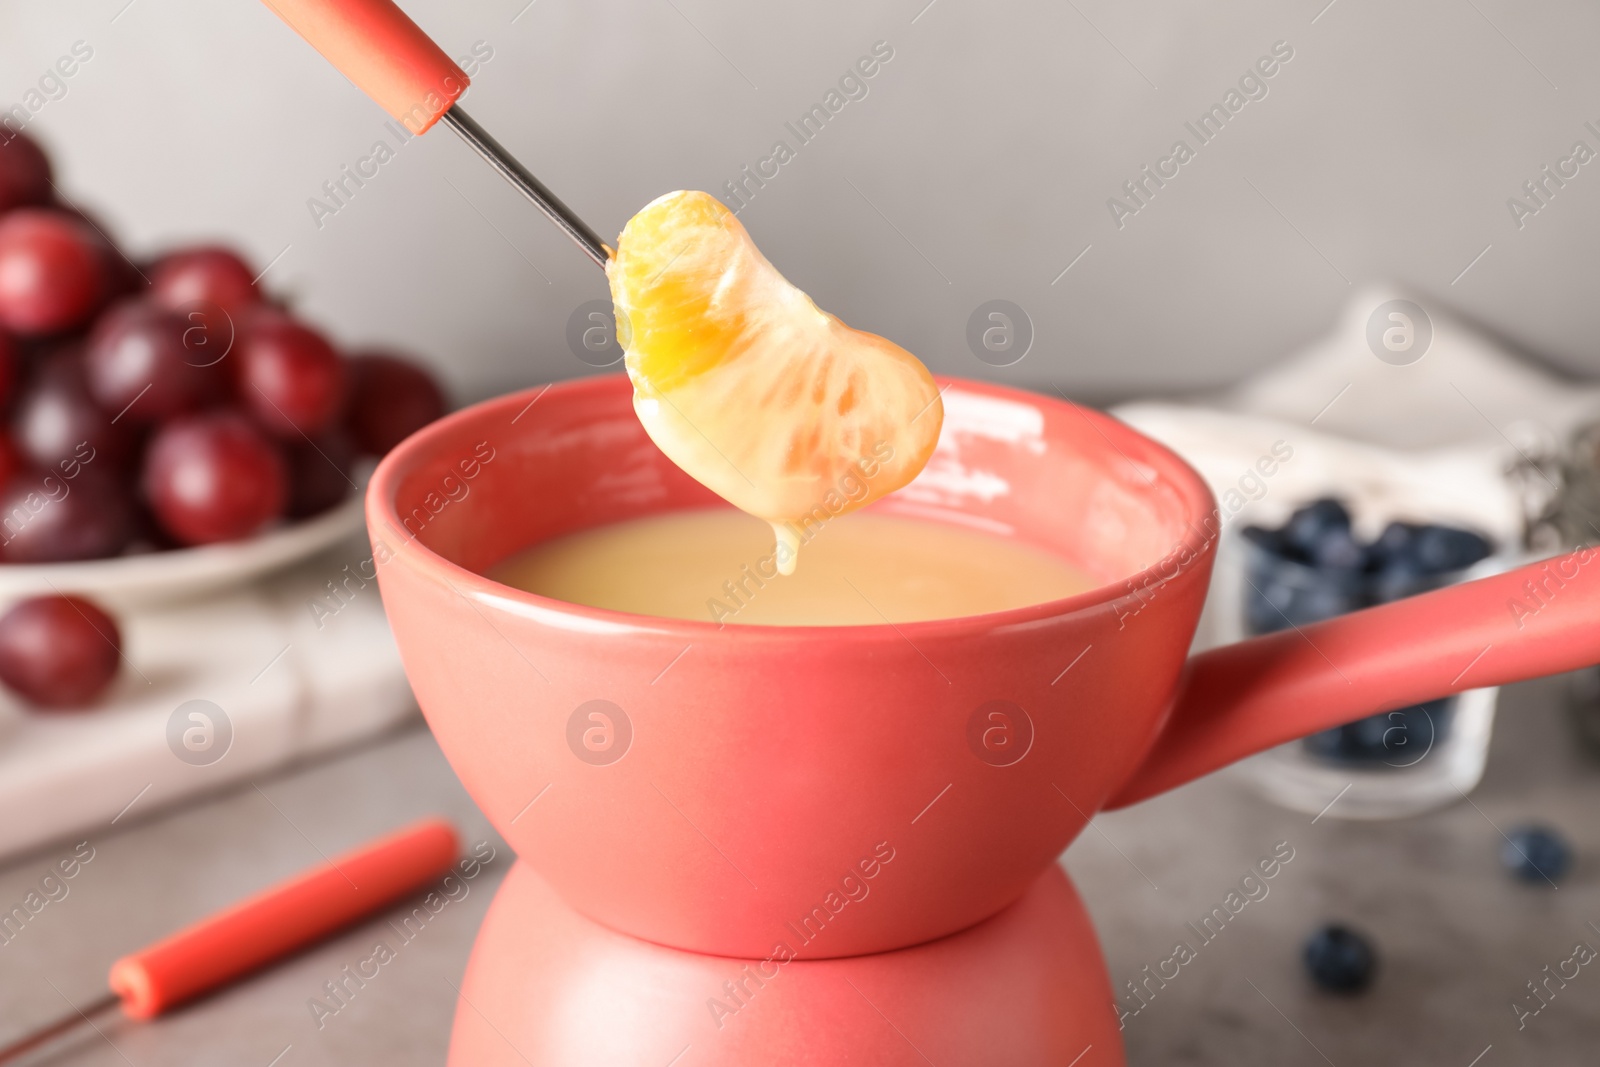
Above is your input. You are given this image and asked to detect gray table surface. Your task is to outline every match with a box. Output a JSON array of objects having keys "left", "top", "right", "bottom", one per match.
[{"left": 3, "top": 673, "right": 1596, "bottom": 1065}]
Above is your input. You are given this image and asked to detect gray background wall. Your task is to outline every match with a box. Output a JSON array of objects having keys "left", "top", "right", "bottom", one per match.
[{"left": 4, "top": 0, "right": 1596, "bottom": 404}]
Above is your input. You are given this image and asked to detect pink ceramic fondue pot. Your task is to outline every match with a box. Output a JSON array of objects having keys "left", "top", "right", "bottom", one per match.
[{"left": 367, "top": 375, "right": 1600, "bottom": 972}]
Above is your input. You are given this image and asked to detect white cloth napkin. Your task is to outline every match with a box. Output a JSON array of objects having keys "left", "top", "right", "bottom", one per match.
[
  {"left": 0, "top": 539, "right": 413, "bottom": 859},
  {"left": 1112, "top": 284, "right": 1597, "bottom": 546}
]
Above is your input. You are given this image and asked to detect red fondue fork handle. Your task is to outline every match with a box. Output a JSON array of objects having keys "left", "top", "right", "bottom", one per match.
[
  {"left": 258, "top": 0, "right": 614, "bottom": 268},
  {"left": 1109, "top": 550, "right": 1600, "bottom": 808},
  {"left": 109, "top": 816, "right": 459, "bottom": 1016},
  {"left": 259, "top": 0, "right": 465, "bottom": 133}
]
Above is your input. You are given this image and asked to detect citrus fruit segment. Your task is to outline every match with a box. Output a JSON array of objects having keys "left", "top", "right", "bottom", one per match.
[{"left": 607, "top": 190, "right": 943, "bottom": 575}]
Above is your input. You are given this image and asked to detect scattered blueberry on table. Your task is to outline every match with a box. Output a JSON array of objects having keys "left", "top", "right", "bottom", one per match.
[
  {"left": 1501, "top": 825, "right": 1572, "bottom": 884},
  {"left": 1242, "top": 499, "right": 1494, "bottom": 766},
  {"left": 1303, "top": 923, "right": 1378, "bottom": 993}
]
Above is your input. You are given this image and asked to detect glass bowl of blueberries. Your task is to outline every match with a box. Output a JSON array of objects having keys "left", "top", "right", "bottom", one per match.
[{"left": 1232, "top": 497, "right": 1511, "bottom": 818}]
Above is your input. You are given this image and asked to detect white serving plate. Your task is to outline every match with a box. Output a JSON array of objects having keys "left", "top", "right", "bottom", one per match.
[{"left": 0, "top": 491, "right": 367, "bottom": 610}]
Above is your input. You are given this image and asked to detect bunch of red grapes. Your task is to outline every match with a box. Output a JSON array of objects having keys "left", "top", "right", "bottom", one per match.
[
  {"left": 0, "top": 131, "right": 449, "bottom": 710},
  {"left": 0, "top": 131, "right": 446, "bottom": 564}
]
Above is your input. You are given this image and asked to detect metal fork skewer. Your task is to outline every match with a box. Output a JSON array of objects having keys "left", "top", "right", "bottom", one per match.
[
  {"left": 0, "top": 993, "right": 118, "bottom": 1065},
  {"left": 439, "top": 106, "right": 613, "bottom": 271}
]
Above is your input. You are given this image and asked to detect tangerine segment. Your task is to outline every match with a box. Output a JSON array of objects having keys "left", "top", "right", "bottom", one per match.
[{"left": 607, "top": 191, "right": 943, "bottom": 573}]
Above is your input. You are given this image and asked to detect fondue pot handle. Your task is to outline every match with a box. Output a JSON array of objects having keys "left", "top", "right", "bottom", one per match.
[
  {"left": 259, "top": 0, "right": 468, "bottom": 133},
  {"left": 1108, "top": 549, "right": 1600, "bottom": 808}
]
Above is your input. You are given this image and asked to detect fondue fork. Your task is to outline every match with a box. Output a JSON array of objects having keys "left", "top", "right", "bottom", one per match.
[
  {"left": 260, "top": 0, "right": 614, "bottom": 270},
  {"left": 0, "top": 819, "right": 458, "bottom": 1064}
]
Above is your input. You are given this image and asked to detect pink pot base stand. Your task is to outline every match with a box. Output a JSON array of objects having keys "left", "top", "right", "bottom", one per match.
[{"left": 450, "top": 860, "right": 1120, "bottom": 1067}]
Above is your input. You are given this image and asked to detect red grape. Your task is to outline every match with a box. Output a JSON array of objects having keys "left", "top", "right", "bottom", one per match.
[
  {"left": 0, "top": 469, "right": 135, "bottom": 562},
  {"left": 85, "top": 299, "right": 226, "bottom": 423},
  {"left": 166, "top": 300, "right": 237, "bottom": 376},
  {"left": 143, "top": 411, "right": 286, "bottom": 544},
  {"left": 285, "top": 429, "right": 355, "bottom": 519},
  {"left": 0, "top": 594, "right": 121, "bottom": 709},
  {"left": 51, "top": 204, "right": 144, "bottom": 303},
  {"left": 104, "top": 247, "right": 148, "bottom": 302},
  {"left": 151, "top": 246, "right": 258, "bottom": 313},
  {"left": 235, "top": 313, "right": 346, "bottom": 438},
  {"left": 0, "top": 329, "right": 18, "bottom": 410},
  {"left": 0, "top": 133, "right": 52, "bottom": 216},
  {"left": 0, "top": 432, "right": 24, "bottom": 489},
  {"left": 12, "top": 345, "right": 132, "bottom": 472},
  {"left": 0, "top": 208, "right": 107, "bottom": 336},
  {"left": 344, "top": 351, "right": 446, "bottom": 455},
  {"left": 149, "top": 248, "right": 252, "bottom": 376}
]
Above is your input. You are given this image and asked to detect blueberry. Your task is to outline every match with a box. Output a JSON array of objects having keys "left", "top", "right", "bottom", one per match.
[
  {"left": 1281, "top": 572, "right": 1365, "bottom": 627},
  {"left": 1411, "top": 525, "right": 1492, "bottom": 575},
  {"left": 1367, "top": 521, "right": 1423, "bottom": 569},
  {"left": 1371, "top": 555, "right": 1436, "bottom": 603},
  {"left": 1245, "top": 577, "right": 1298, "bottom": 634},
  {"left": 1367, "top": 522, "right": 1491, "bottom": 599},
  {"left": 1245, "top": 566, "right": 1365, "bottom": 635},
  {"left": 1241, "top": 524, "right": 1291, "bottom": 558},
  {"left": 1501, "top": 826, "right": 1572, "bottom": 884},
  {"left": 1284, "top": 499, "right": 1353, "bottom": 559},
  {"left": 1243, "top": 546, "right": 1322, "bottom": 634},
  {"left": 1303, "top": 699, "right": 1454, "bottom": 764},
  {"left": 1303, "top": 924, "right": 1377, "bottom": 993},
  {"left": 1393, "top": 698, "right": 1453, "bottom": 750},
  {"left": 1308, "top": 526, "right": 1367, "bottom": 571}
]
